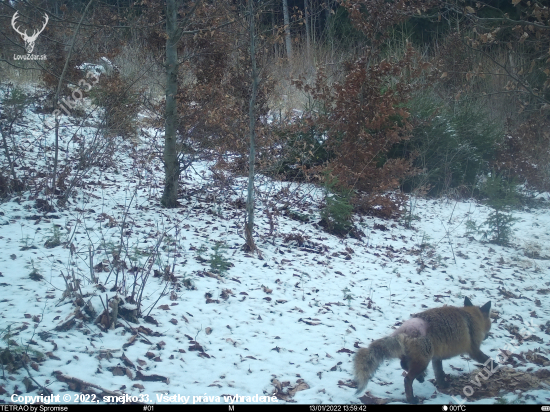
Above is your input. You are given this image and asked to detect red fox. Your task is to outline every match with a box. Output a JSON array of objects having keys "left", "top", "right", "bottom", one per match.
[{"left": 353, "top": 297, "right": 492, "bottom": 404}]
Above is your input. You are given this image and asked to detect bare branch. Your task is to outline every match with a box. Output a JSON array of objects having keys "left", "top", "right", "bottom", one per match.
[{"left": 462, "top": 39, "right": 550, "bottom": 107}]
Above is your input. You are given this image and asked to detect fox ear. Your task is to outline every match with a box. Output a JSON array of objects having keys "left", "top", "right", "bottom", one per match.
[
  {"left": 480, "top": 301, "right": 491, "bottom": 314},
  {"left": 464, "top": 297, "right": 473, "bottom": 307}
]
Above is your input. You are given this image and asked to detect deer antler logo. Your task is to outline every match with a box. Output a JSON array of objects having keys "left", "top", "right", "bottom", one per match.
[{"left": 11, "top": 11, "right": 49, "bottom": 54}]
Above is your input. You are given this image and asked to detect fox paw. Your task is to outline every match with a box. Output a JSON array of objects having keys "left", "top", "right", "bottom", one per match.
[
  {"left": 407, "top": 395, "right": 420, "bottom": 404},
  {"left": 436, "top": 380, "right": 450, "bottom": 389}
]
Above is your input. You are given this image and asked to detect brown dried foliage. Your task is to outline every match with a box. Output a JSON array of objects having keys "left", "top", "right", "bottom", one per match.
[
  {"left": 294, "top": 44, "right": 434, "bottom": 216},
  {"left": 92, "top": 72, "right": 141, "bottom": 139},
  {"left": 341, "top": 0, "right": 439, "bottom": 46},
  {"left": 174, "top": 3, "right": 274, "bottom": 171},
  {"left": 461, "top": 0, "right": 550, "bottom": 108},
  {"left": 437, "top": 33, "right": 475, "bottom": 94}
]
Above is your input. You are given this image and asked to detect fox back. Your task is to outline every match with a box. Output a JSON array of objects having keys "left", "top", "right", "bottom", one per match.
[{"left": 410, "top": 302, "right": 492, "bottom": 359}]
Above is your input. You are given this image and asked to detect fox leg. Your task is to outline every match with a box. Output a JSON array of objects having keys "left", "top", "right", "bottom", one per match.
[
  {"left": 403, "top": 336, "right": 433, "bottom": 404},
  {"left": 470, "top": 348, "right": 490, "bottom": 363},
  {"left": 404, "top": 359, "right": 429, "bottom": 404},
  {"left": 432, "top": 358, "right": 449, "bottom": 389},
  {"left": 402, "top": 356, "right": 427, "bottom": 382}
]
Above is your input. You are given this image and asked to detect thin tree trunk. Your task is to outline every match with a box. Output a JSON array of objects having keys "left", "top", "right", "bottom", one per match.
[
  {"left": 304, "top": 0, "right": 311, "bottom": 62},
  {"left": 245, "top": 0, "right": 259, "bottom": 252},
  {"left": 310, "top": 1, "right": 323, "bottom": 44},
  {"left": 312, "top": 0, "right": 318, "bottom": 46},
  {"left": 325, "top": 0, "right": 330, "bottom": 35},
  {"left": 272, "top": 4, "right": 278, "bottom": 57},
  {"left": 161, "top": 0, "right": 180, "bottom": 208},
  {"left": 52, "top": 0, "right": 94, "bottom": 195},
  {"left": 1, "top": 123, "right": 17, "bottom": 183},
  {"left": 282, "top": 0, "right": 292, "bottom": 60}
]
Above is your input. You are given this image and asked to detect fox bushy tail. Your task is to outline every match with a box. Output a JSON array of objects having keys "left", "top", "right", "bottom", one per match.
[{"left": 354, "top": 335, "right": 406, "bottom": 395}]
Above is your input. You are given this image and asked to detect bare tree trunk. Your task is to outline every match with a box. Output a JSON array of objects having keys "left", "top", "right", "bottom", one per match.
[
  {"left": 272, "top": 4, "right": 278, "bottom": 57},
  {"left": 311, "top": 0, "right": 315, "bottom": 46},
  {"left": 52, "top": 0, "right": 94, "bottom": 195},
  {"left": 325, "top": 0, "right": 330, "bottom": 34},
  {"left": 161, "top": 0, "right": 179, "bottom": 208},
  {"left": 1, "top": 125, "right": 17, "bottom": 184},
  {"left": 282, "top": 0, "right": 292, "bottom": 60},
  {"left": 245, "top": 0, "right": 259, "bottom": 253},
  {"left": 304, "top": 0, "right": 311, "bottom": 61},
  {"left": 323, "top": 0, "right": 336, "bottom": 46}
]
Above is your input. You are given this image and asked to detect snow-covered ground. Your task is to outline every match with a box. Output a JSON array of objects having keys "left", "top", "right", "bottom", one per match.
[{"left": 0, "top": 94, "right": 549, "bottom": 405}]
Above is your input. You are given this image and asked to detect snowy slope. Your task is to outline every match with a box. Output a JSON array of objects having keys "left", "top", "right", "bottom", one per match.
[{"left": 0, "top": 100, "right": 549, "bottom": 405}]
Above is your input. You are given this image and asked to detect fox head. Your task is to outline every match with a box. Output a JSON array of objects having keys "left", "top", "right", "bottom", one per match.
[{"left": 464, "top": 297, "right": 492, "bottom": 340}]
